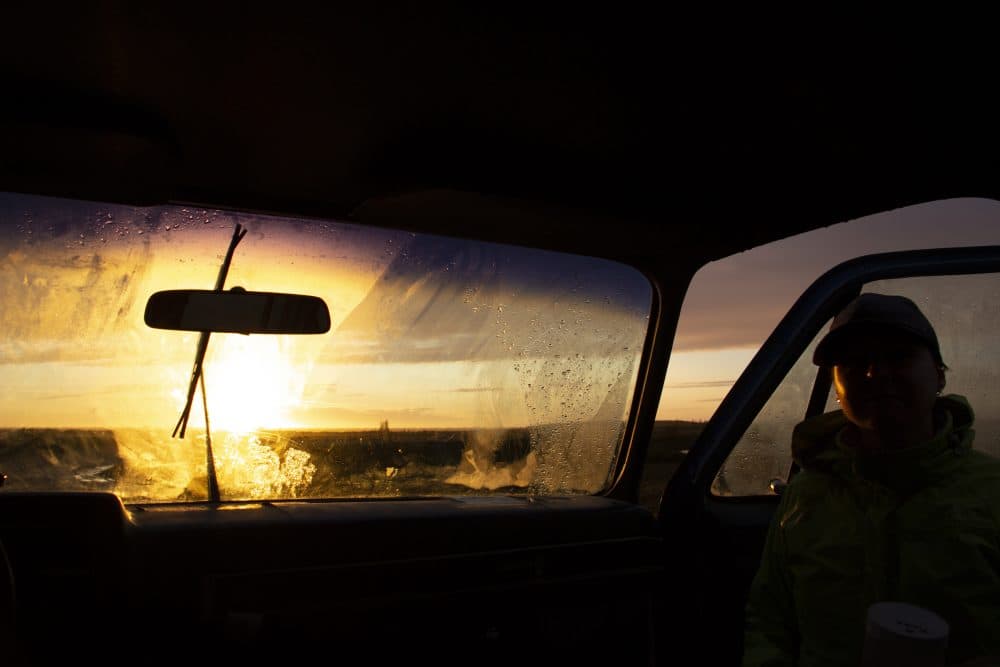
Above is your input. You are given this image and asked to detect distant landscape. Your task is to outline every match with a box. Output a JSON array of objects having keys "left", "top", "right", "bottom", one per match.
[
  {"left": 638, "top": 420, "right": 706, "bottom": 511},
  {"left": 0, "top": 421, "right": 705, "bottom": 512}
]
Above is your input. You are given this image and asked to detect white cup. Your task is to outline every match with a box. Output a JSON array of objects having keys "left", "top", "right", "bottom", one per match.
[{"left": 861, "top": 601, "right": 950, "bottom": 667}]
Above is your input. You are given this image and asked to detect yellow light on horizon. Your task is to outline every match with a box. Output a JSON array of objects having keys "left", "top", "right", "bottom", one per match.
[
  {"left": 189, "top": 335, "right": 309, "bottom": 433},
  {"left": 657, "top": 346, "right": 755, "bottom": 422}
]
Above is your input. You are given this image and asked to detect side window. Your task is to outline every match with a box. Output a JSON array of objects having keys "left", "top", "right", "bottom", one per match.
[{"left": 712, "top": 273, "right": 1000, "bottom": 496}]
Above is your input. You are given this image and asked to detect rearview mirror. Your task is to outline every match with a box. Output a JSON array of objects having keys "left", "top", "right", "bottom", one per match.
[{"left": 144, "top": 289, "right": 331, "bottom": 334}]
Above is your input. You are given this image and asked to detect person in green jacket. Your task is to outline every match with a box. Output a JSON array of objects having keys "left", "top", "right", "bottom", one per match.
[{"left": 742, "top": 292, "right": 1000, "bottom": 667}]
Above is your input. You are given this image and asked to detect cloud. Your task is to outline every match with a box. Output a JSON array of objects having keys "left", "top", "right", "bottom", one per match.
[
  {"left": 667, "top": 380, "right": 735, "bottom": 389},
  {"left": 17, "top": 385, "right": 151, "bottom": 401}
]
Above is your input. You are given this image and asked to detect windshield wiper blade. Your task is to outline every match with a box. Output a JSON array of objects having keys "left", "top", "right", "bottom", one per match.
[{"left": 172, "top": 222, "right": 247, "bottom": 503}]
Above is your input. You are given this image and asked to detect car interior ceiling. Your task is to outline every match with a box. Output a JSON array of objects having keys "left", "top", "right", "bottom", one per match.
[{"left": 4, "top": 7, "right": 1000, "bottom": 260}]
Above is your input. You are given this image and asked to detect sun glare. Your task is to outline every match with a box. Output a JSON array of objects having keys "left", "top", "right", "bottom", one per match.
[{"left": 198, "top": 335, "right": 306, "bottom": 433}]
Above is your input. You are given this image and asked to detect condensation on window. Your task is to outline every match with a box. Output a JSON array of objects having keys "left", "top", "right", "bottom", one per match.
[
  {"left": 711, "top": 337, "right": 824, "bottom": 497},
  {"left": 0, "top": 192, "right": 652, "bottom": 502}
]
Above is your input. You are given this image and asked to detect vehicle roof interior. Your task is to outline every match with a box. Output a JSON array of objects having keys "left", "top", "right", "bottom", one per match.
[{"left": 4, "top": 6, "right": 998, "bottom": 270}]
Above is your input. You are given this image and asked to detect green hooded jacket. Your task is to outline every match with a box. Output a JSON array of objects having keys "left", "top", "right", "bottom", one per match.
[{"left": 742, "top": 395, "right": 1000, "bottom": 666}]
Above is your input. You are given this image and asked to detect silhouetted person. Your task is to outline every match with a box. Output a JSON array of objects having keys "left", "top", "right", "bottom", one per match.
[{"left": 743, "top": 293, "right": 1000, "bottom": 666}]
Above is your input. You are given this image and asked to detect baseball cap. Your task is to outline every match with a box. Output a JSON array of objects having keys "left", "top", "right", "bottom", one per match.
[{"left": 813, "top": 293, "right": 943, "bottom": 367}]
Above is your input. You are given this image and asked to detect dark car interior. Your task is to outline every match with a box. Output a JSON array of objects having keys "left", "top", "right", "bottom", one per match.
[{"left": 2, "top": 6, "right": 999, "bottom": 666}]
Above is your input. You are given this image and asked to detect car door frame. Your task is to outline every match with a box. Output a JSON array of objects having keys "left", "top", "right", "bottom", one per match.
[{"left": 654, "top": 244, "right": 1000, "bottom": 666}]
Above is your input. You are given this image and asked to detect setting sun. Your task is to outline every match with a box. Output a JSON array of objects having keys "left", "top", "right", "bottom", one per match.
[{"left": 191, "top": 335, "right": 309, "bottom": 433}]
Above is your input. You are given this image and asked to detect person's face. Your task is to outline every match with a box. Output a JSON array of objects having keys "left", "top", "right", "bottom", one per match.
[{"left": 831, "top": 329, "right": 945, "bottom": 437}]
